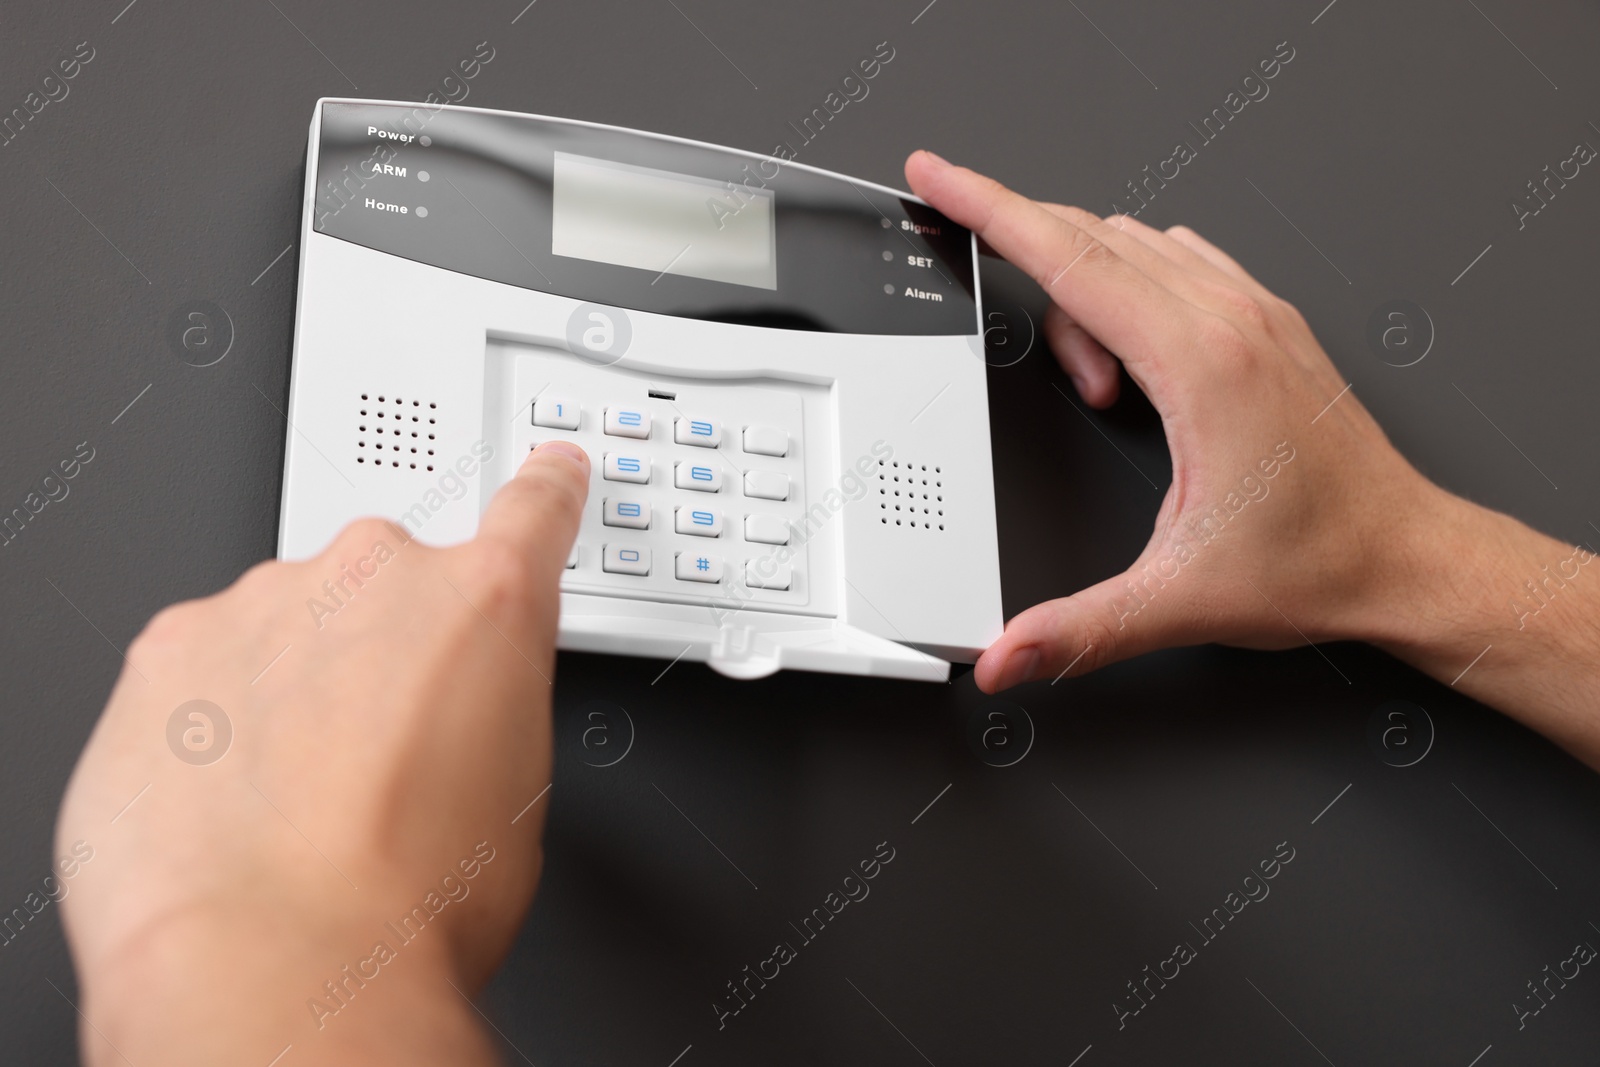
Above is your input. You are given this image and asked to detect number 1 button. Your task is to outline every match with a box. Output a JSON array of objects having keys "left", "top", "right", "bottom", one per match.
[{"left": 533, "top": 397, "right": 580, "bottom": 430}]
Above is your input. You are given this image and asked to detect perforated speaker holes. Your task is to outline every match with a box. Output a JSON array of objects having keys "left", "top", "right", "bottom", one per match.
[
  {"left": 877, "top": 459, "right": 944, "bottom": 530},
  {"left": 356, "top": 393, "right": 437, "bottom": 471}
]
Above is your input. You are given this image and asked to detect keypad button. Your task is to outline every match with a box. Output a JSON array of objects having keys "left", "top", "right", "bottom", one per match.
[
  {"left": 674, "top": 506, "right": 723, "bottom": 537},
  {"left": 603, "top": 545, "right": 650, "bottom": 575},
  {"left": 744, "top": 559, "right": 792, "bottom": 590},
  {"left": 742, "top": 425, "right": 788, "bottom": 457},
  {"left": 743, "top": 470, "right": 789, "bottom": 501},
  {"left": 674, "top": 417, "right": 722, "bottom": 448},
  {"left": 675, "top": 551, "right": 724, "bottom": 583},
  {"left": 533, "top": 397, "right": 580, "bottom": 430},
  {"left": 603, "top": 499, "right": 650, "bottom": 530},
  {"left": 605, "top": 407, "right": 651, "bottom": 439},
  {"left": 744, "top": 514, "right": 791, "bottom": 545},
  {"left": 674, "top": 461, "right": 723, "bottom": 493},
  {"left": 603, "top": 453, "right": 650, "bottom": 483}
]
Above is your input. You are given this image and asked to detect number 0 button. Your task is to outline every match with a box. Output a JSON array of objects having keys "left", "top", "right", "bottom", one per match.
[{"left": 603, "top": 545, "right": 650, "bottom": 575}]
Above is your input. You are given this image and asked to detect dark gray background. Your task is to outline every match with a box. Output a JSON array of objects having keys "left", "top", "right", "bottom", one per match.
[{"left": 4, "top": 0, "right": 1599, "bottom": 1064}]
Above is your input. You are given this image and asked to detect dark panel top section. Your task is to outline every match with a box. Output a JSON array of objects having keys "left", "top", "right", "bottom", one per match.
[{"left": 312, "top": 102, "right": 978, "bottom": 336}]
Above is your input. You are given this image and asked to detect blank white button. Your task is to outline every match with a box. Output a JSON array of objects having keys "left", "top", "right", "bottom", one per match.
[
  {"left": 674, "top": 417, "right": 722, "bottom": 448},
  {"left": 533, "top": 397, "right": 580, "bottom": 430},
  {"left": 603, "top": 453, "right": 650, "bottom": 483},
  {"left": 744, "top": 559, "right": 792, "bottom": 590},
  {"left": 744, "top": 514, "right": 790, "bottom": 545},
  {"left": 603, "top": 545, "right": 650, "bottom": 575},
  {"left": 676, "top": 552, "right": 724, "bottom": 583},
  {"left": 603, "top": 499, "right": 650, "bottom": 529},
  {"left": 605, "top": 407, "right": 651, "bottom": 439},
  {"left": 675, "top": 461, "right": 722, "bottom": 492},
  {"left": 675, "top": 506, "right": 723, "bottom": 537},
  {"left": 742, "top": 425, "right": 788, "bottom": 457},
  {"left": 743, "top": 470, "right": 789, "bottom": 501}
]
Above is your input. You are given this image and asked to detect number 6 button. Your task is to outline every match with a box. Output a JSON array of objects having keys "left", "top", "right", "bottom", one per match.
[{"left": 674, "top": 461, "right": 722, "bottom": 492}]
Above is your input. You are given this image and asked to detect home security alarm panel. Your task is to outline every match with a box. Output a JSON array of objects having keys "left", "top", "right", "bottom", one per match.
[{"left": 278, "top": 99, "right": 1002, "bottom": 682}]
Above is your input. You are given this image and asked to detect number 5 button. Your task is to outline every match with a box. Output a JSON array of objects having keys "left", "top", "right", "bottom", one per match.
[{"left": 674, "top": 461, "right": 722, "bottom": 492}]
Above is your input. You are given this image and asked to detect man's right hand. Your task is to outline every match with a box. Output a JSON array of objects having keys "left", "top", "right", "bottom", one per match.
[{"left": 905, "top": 150, "right": 1600, "bottom": 769}]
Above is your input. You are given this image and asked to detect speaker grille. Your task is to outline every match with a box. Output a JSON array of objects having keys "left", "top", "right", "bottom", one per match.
[
  {"left": 878, "top": 458, "right": 945, "bottom": 531},
  {"left": 355, "top": 392, "right": 438, "bottom": 471}
]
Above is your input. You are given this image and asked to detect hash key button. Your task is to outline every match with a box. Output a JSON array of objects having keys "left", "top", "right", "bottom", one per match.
[
  {"left": 674, "top": 461, "right": 722, "bottom": 492},
  {"left": 675, "top": 552, "right": 724, "bottom": 583}
]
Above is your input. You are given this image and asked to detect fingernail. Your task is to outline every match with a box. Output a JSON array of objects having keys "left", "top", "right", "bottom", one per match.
[
  {"left": 995, "top": 646, "right": 1040, "bottom": 690},
  {"left": 533, "top": 440, "right": 589, "bottom": 470},
  {"left": 920, "top": 149, "right": 950, "bottom": 167}
]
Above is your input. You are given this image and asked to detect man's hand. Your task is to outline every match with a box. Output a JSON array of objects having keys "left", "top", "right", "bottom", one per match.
[
  {"left": 55, "top": 441, "right": 590, "bottom": 1066},
  {"left": 907, "top": 151, "right": 1600, "bottom": 768}
]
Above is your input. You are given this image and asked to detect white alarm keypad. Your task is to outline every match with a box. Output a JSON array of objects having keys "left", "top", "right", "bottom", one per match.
[{"left": 518, "top": 369, "right": 812, "bottom": 612}]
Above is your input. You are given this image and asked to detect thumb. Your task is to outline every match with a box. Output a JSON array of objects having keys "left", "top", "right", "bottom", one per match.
[
  {"left": 475, "top": 441, "right": 591, "bottom": 571},
  {"left": 974, "top": 566, "right": 1195, "bottom": 691}
]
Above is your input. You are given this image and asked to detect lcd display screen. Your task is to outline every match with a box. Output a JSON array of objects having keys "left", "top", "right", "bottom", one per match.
[{"left": 551, "top": 151, "right": 777, "bottom": 290}]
